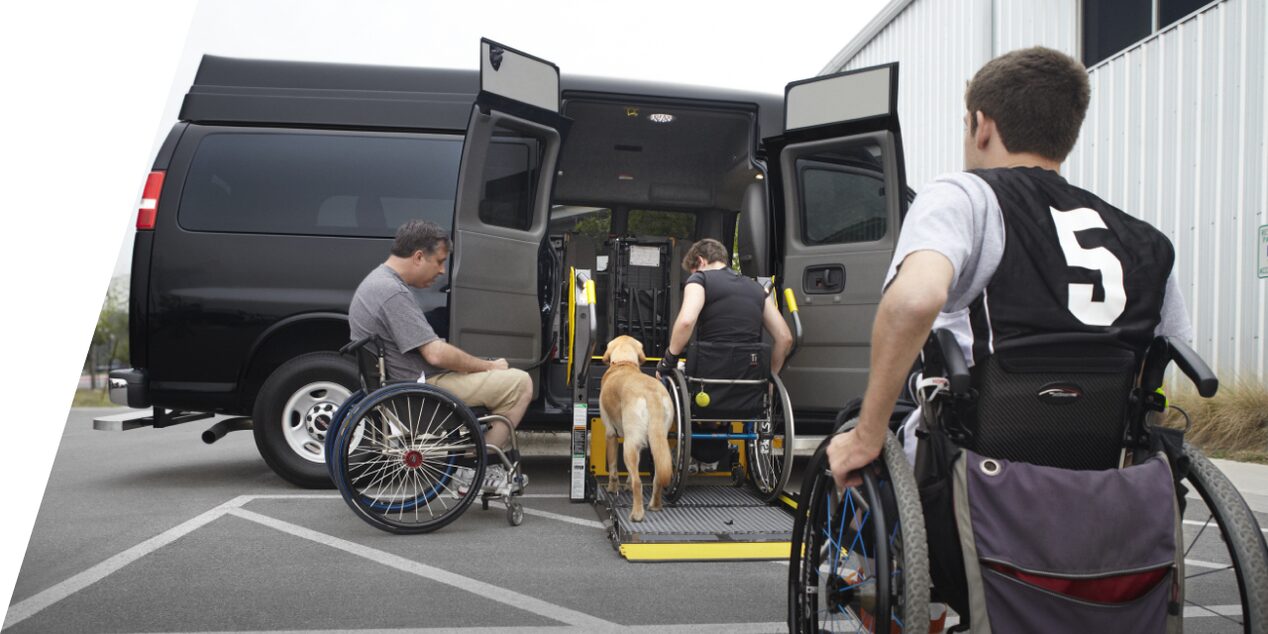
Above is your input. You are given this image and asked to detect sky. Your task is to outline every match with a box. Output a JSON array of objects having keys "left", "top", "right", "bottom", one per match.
[{"left": 0, "top": 0, "right": 887, "bottom": 613}]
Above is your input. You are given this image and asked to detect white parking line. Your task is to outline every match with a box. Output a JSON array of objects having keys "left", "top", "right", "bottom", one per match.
[
  {"left": 3, "top": 496, "right": 251, "bottom": 630},
  {"left": 488, "top": 500, "right": 605, "bottom": 529},
  {"left": 142, "top": 623, "right": 792, "bottom": 634},
  {"left": 229, "top": 508, "right": 616, "bottom": 629},
  {"left": 1184, "top": 517, "right": 1268, "bottom": 535}
]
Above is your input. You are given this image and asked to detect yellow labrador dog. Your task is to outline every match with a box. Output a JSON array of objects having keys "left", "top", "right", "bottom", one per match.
[{"left": 599, "top": 335, "right": 674, "bottom": 521}]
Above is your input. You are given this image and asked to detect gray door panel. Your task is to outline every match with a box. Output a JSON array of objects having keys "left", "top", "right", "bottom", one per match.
[
  {"left": 448, "top": 41, "right": 563, "bottom": 396},
  {"left": 779, "top": 132, "right": 901, "bottom": 411}
]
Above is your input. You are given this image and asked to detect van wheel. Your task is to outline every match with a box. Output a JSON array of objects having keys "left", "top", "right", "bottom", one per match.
[{"left": 252, "top": 352, "right": 358, "bottom": 488}]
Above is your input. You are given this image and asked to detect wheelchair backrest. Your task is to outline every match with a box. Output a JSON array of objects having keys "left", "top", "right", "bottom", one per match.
[
  {"left": 341, "top": 336, "right": 386, "bottom": 393},
  {"left": 950, "top": 334, "right": 1139, "bottom": 470},
  {"left": 685, "top": 340, "right": 771, "bottom": 419}
]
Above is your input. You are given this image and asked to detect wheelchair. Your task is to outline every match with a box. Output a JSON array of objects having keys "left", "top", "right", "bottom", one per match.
[
  {"left": 788, "top": 331, "right": 1268, "bottom": 632},
  {"left": 322, "top": 336, "right": 527, "bottom": 534},
  {"left": 662, "top": 339, "right": 796, "bottom": 503}
]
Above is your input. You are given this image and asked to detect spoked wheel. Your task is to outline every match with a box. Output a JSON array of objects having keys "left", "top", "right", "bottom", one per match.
[
  {"left": 324, "top": 389, "right": 366, "bottom": 473},
  {"left": 789, "top": 427, "right": 928, "bottom": 633},
  {"left": 663, "top": 370, "right": 691, "bottom": 503},
  {"left": 331, "top": 384, "right": 485, "bottom": 534},
  {"left": 1176, "top": 443, "right": 1268, "bottom": 632},
  {"left": 748, "top": 373, "right": 795, "bottom": 503}
]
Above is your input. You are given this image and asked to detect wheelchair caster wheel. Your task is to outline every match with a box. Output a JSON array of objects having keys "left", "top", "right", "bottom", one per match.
[
  {"left": 730, "top": 465, "right": 745, "bottom": 486},
  {"left": 481, "top": 497, "right": 489, "bottom": 511},
  {"left": 507, "top": 501, "right": 524, "bottom": 526}
]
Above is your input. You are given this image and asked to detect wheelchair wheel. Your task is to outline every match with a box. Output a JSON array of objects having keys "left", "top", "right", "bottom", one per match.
[
  {"left": 1177, "top": 443, "right": 1268, "bottom": 632},
  {"left": 747, "top": 373, "right": 795, "bottom": 503},
  {"left": 663, "top": 370, "right": 691, "bottom": 503},
  {"left": 330, "top": 383, "right": 485, "bottom": 534},
  {"left": 323, "top": 388, "right": 366, "bottom": 474},
  {"left": 789, "top": 426, "right": 929, "bottom": 633}
]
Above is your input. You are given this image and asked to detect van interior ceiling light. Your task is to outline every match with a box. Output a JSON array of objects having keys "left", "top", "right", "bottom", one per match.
[
  {"left": 648, "top": 113, "right": 674, "bottom": 123},
  {"left": 626, "top": 106, "right": 639, "bottom": 117}
]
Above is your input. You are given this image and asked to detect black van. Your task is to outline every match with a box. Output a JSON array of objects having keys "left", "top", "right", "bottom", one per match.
[{"left": 105, "top": 41, "right": 908, "bottom": 487}]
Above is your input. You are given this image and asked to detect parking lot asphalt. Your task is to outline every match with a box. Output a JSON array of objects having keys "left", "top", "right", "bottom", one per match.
[{"left": 4, "top": 408, "right": 1265, "bottom": 633}]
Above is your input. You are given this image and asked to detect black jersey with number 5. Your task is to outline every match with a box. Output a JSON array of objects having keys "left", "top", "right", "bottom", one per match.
[{"left": 966, "top": 167, "right": 1175, "bottom": 363}]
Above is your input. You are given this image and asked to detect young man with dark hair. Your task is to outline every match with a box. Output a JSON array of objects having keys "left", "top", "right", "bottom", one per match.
[
  {"left": 349, "top": 219, "right": 533, "bottom": 495},
  {"left": 826, "top": 48, "right": 1191, "bottom": 625},
  {"left": 828, "top": 44, "right": 1190, "bottom": 485}
]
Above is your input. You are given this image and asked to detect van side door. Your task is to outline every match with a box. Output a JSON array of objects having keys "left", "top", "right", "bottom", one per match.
[
  {"left": 448, "top": 40, "right": 569, "bottom": 383},
  {"left": 767, "top": 64, "right": 907, "bottom": 414}
]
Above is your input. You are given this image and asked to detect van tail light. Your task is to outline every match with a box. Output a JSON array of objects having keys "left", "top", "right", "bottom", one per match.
[{"left": 136, "top": 170, "right": 165, "bottom": 230}]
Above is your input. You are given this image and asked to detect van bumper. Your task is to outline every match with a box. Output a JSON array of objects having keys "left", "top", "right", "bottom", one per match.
[{"left": 108, "top": 368, "right": 150, "bottom": 408}]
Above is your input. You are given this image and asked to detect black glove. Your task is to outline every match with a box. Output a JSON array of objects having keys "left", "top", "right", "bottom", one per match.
[{"left": 656, "top": 350, "right": 679, "bottom": 375}]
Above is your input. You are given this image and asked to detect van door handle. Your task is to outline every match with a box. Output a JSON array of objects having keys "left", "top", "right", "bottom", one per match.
[{"left": 804, "top": 264, "right": 845, "bottom": 294}]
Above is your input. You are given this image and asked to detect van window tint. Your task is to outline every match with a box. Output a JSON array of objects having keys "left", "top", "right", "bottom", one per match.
[
  {"left": 798, "top": 143, "right": 888, "bottom": 245},
  {"left": 180, "top": 131, "right": 462, "bottom": 237},
  {"left": 477, "top": 129, "right": 541, "bottom": 231},
  {"left": 628, "top": 209, "right": 695, "bottom": 240}
]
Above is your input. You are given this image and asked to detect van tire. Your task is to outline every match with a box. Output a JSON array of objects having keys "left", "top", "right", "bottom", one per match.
[{"left": 252, "top": 352, "right": 358, "bottom": 488}]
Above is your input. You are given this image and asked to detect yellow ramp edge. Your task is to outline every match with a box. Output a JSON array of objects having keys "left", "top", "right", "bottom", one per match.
[{"left": 619, "top": 541, "right": 791, "bottom": 562}]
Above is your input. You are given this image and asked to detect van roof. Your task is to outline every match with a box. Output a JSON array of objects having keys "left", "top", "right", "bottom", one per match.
[{"left": 180, "top": 55, "right": 784, "bottom": 137}]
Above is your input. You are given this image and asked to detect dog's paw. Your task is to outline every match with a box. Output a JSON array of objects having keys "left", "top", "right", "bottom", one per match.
[
  {"left": 648, "top": 503, "right": 663, "bottom": 512},
  {"left": 606, "top": 480, "right": 620, "bottom": 493},
  {"left": 630, "top": 508, "right": 645, "bottom": 522}
]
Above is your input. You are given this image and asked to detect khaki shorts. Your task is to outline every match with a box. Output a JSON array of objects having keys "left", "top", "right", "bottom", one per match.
[{"left": 426, "top": 369, "right": 529, "bottom": 415}]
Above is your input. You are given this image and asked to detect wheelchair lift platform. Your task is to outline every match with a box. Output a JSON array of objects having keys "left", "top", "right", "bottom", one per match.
[{"left": 593, "top": 483, "right": 796, "bottom": 562}]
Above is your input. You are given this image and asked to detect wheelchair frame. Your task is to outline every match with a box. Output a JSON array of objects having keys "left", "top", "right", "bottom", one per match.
[
  {"left": 663, "top": 369, "right": 796, "bottom": 504},
  {"left": 787, "top": 332, "right": 1268, "bottom": 633},
  {"left": 323, "top": 336, "right": 527, "bottom": 533}
]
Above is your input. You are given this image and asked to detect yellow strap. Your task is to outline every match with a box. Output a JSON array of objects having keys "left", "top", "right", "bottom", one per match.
[
  {"left": 566, "top": 267, "right": 576, "bottom": 385},
  {"left": 783, "top": 288, "right": 799, "bottom": 314}
]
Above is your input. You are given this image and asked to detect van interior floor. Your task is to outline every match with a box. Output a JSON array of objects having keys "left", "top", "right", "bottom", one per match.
[{"left": 593, "top": 482, "right": 794, "bottom": 562}]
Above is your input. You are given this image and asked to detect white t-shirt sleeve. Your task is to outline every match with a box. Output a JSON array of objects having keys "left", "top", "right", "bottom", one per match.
[
  {"left": 1154, "top": 269, "right": 1193, "bottom": 343},
  {"left": 883, "top": 172, "right": 1003, "bottom": 312}
]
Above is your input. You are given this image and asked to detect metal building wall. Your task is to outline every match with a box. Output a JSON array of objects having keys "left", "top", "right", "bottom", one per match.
[
  {"left": 837, "top": 0, "right": 992, "bottom": 189},
  {"left": 1067, "top": 0, "right": 1267, "bottom": 380},
  {"left": 828, "top": 0, "right": 1266, "bottom": 381}
]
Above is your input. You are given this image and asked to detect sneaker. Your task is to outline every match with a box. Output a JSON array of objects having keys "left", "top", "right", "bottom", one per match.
[
  {"left": 479, "top": 464, "right": 530, "bottom": 496},
  {"left": 453, "top": 466, "right": 478, "bottom": 496},
  {"left": 688, "top": 460, "right": 720, "bottom": 474}
]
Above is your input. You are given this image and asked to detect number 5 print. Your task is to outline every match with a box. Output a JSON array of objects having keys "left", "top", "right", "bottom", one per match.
[{"left": 1049, "top": 207, "right": 1126, "bottom": 326}]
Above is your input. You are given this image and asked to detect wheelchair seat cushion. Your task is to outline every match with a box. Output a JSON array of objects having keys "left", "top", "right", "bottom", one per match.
[{"left": 685, "top": 340, "right": 770, "bottom": 420}]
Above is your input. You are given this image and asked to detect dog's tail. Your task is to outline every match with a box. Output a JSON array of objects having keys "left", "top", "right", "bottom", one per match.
[{"left": 650, "top": 392, "right": 674, "bottom": 490}]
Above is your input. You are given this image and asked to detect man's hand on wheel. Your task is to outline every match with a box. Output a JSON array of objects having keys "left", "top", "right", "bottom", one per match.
[{"left": 827, "top": 422, "right": 886, "bottom": 491}]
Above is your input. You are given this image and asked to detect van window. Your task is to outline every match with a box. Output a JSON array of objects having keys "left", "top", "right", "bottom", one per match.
[
  {"left": 477, "top": 129, "right": 542, "bottom": 231},
  {"left": 628, "top": 209, "right": 695, "bottom": 240},
  {"left": 550, "top": 206, "right": 611, "bottom": 240},
  {"left": 180, "top": 131, "right": 462, "bottom": 237},
  {"left": 798, "top": 143, "right": 888, "bottom": 245}
]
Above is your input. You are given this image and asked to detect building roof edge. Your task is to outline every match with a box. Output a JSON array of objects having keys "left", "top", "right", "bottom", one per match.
[{"left": 820, "top": 0, "right": 916, "bottom": 74}]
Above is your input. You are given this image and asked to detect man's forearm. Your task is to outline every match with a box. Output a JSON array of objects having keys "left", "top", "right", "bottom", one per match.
[
  {"left": 425, "top": 341, "right": 495, "bottom": 374},
  {"left": 857, "top": 282, "right": 946, "bottom": 439},
  {"left": 667, "top": 319, "right": 694, "bottom": 356}
]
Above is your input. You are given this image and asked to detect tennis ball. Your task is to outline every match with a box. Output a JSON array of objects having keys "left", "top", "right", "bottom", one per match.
[{"left": 695, "top": 391, "right": 711, "bottom": 408}]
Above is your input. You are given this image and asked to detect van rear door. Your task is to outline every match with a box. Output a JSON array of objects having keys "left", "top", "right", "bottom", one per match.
[
  {"left": 448, "top": 40, "right": 569, "bottom": 380},
  {"left": 767, "top": 64, "right": 907, "bottom": 414}
]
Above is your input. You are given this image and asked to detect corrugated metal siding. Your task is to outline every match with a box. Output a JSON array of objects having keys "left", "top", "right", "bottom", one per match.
[
  {"left": 1067, "top": 0, "right": 1267, "bottom": 380},
  {"left": 841, "top": 0, "right": 992, "bottom": 189},
  {"left": 832, "top": 0, "right": 1266, "bottom": 381},
  {"left": 994, "top": 0, "right": 1078, "bottom": 59}
]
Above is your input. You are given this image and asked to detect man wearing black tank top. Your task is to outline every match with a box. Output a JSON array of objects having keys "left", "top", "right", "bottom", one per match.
[
  {"left": 655, "top": 238, "right": 793, "bottom": 377},
  {"left": 656, "top": 239, "right": 794, "bottom": 467},
  {"left": 827, "top": 47, "right": 1192, "bottom": 490}
]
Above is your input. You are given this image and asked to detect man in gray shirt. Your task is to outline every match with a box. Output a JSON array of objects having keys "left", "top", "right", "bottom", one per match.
[{"left": 349, "top": 220, "right": 532, "bottom": 494}]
